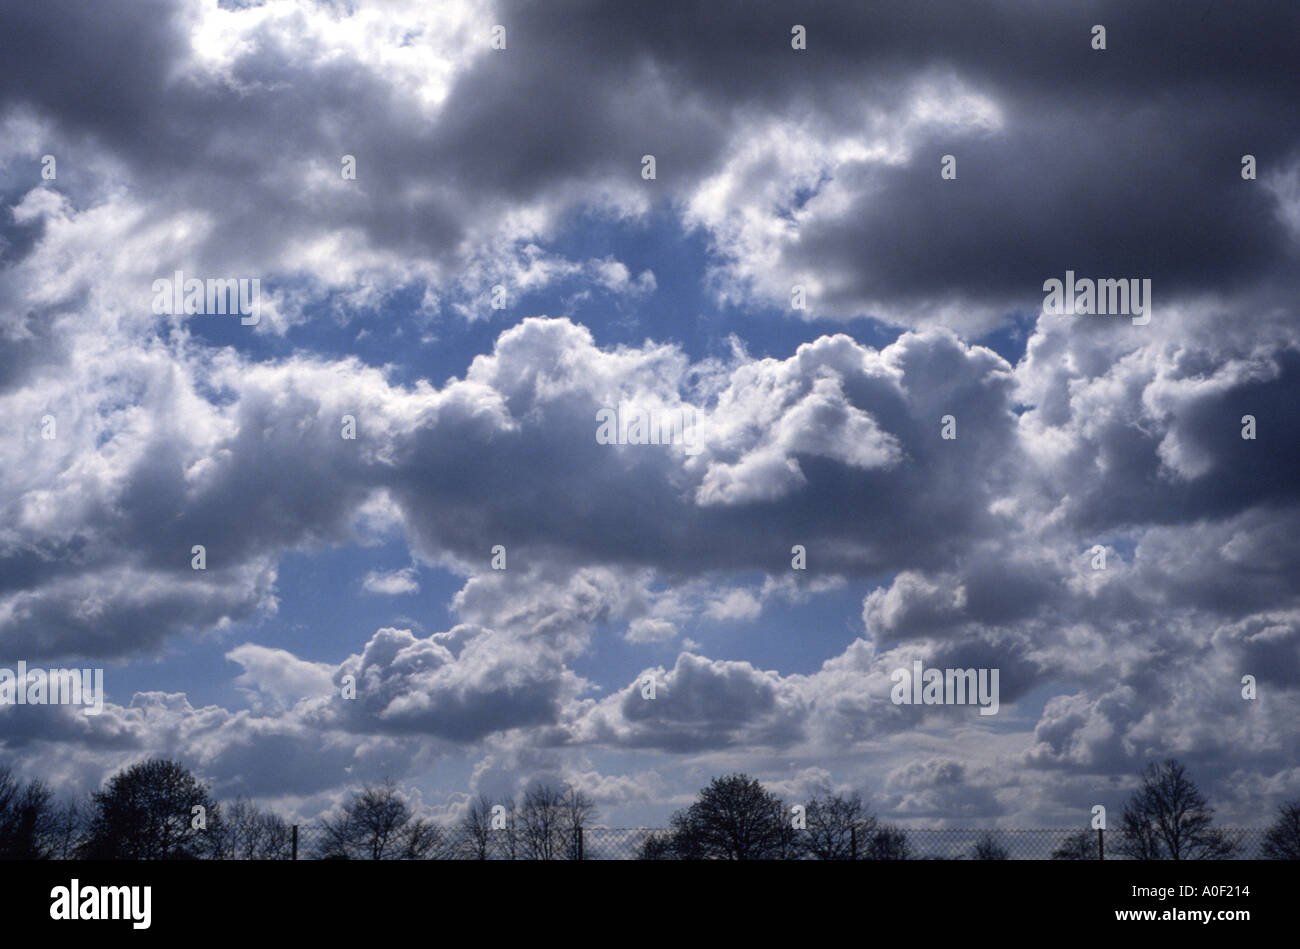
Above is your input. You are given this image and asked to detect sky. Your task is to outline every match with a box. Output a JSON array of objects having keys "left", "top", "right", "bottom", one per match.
[{"left": 0, "top": 0, "right": 1297, "bottom": 829}]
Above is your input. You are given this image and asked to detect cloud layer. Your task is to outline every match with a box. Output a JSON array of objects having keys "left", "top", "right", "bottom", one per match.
[{"left": 0, "top": 0, "right": 1296, "bottom": 826}]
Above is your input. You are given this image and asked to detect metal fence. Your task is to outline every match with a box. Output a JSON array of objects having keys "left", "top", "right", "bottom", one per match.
[{"left": 286, "top": 825, "right": 1279, "bottom": 860}]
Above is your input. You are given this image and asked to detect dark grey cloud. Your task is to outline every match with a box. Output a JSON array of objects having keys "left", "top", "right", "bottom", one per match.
[
  {"left": 4, "top": 1, "right": 1294, "bottom": 326},
  {"left": 488, "top": 0, "right": 1300, "bottom": 322}
]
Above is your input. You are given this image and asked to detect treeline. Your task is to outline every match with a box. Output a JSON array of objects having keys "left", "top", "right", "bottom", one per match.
[
  {"left": 0, "top": 759, "right": 596, "bottom": 860},
  {"left": 0, "top": 760, "right": 293, "bottom": 859},
  {"left": 640, "top": 762, "right": 1300, "bottom": 861},
  {"left": 2, "top": 757, "right": 1299, "bottom": 860},
  {"left": 316, "top": 781, "right": 597, "bottom": 860},
  {"left": 638, "top": 773, "right": 908, "bottom": 859}
]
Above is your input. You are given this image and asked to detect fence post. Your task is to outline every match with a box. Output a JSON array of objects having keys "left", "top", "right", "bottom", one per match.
[
  {"left": 292, "top": 824, "right": 299, "bottom": 861},
  {"left": 1097, "top": 827, "right": 1104, "bottom": 861},
  {"left": 576, "top": 826, "right": 584, "bottom": 861},
  {"left": 851, "top": 826, "right": 857, "bottom": 860}
]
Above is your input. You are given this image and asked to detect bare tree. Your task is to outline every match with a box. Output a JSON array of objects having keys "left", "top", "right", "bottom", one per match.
[
  {"left": 47, "top": 798, "right": 86, "bottom": 860},
  {"left": 459, "top": 794, "right": 496, "bottom": 860},
  {"left": 971, "top": 832, "right": 1009, "bottom": 860},
  {"left": 217, "top": 797, "right": 292, "bottom": 859},
  {"left": 1118, "top": 759, "right": 1237, "bottom": 860},
  {"left": 318, "top": 778, "right": 445, "bottom": 860},
  {"left": 0, "top": 766, "right": 59, "bottom": 859},
  {"left": 1262, "top": 799, "right": 1300, "bottom": 860},
  {"left": 517, "top": 783, "right": 594, "bottom": 860},
  {"left": 560, "top": 785, "right": 595, "bottom": 859},
  {"left": 771, "top": 816, "right": 805, "bottom": 860},
  {"left": 400, "top": 814, "right": 450, "bottom": 859},
  {"left": 865, "top": 824, "right": 911, "bottom": 860},
  {"left": 804, "top": 788, "right": 876, "bottom": 860},
  {"left": 1051, "top": 829, "right": 1100, "bottom": 860},
  {"left": 518, "top": 784, "right": 564, "bottom": 860},
  {"left": 498, "top": 797, "right": 520, "bottom": 860}
]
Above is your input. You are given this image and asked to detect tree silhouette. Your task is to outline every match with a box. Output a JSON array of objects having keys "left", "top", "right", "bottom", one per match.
[
  {"left": 458, "top": 794, "right": 497, "bottom": 860},
  {"left": 80, "top": 758, "right": 220, "bottom": 859},
  {"left": 216, "top": 797, "right": 292, "bottom": 859},
  {"left": 660, "top": 773, "right": 790, "bottom": 860},
  {"left": 636, "top": 829, "right": 677, "bottom": 860},
  {"left": 1262, "top": 799, "right": 1300, "bottom": 860},
  {"left": 517, "top": 783, "right": 594, "bottom": 860},
  {"left": 0, "top": 766, "right": 59, "bottom": 859},
  {"left": 804, "top": 788, "right": 876, "bottom": 860},
  {"left": 46, "top": 798, "right": 86, "bottom": 860},
  {"left": 1051, "top": 829, "right": 1100, "bottom": 860},
  {"left": 1117, "top": 759, "right": 1237, "bottom": 860},
  {"left": 864, "top": 824, "right": 911, "bottom": 860},
  {"left": 971, "top": 832, "right": 1009, "bottom": 860},
  {"left": 318, "top": 778, "right": 445, "bottom": 860},
  {"left": 496, "top": 797, "right": 521, "bottom": 860},
  {"left": 560, "top": 785, "right": 596, "bottom": 858}
]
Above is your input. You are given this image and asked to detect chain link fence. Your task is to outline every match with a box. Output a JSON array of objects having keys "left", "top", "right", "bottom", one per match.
[{"left": 285, "top": 824, "right": 1277, "bottom": 860}]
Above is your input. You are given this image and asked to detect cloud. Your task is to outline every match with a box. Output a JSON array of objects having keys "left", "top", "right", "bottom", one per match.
[
  {"left": 573, "top": 652, "right": 809, "bottom": 753},
  {"left": 226, "top": 643, "right": 334, "bottom": 712},
  {"left": 625, "top": 617, "right": 678, "bottom": 644},
  {"left": 362, "top": 566, "right": 419, "bottom": 595},
  {"left": 1, "top": 0, "right": 1297, "bottom": 824}
]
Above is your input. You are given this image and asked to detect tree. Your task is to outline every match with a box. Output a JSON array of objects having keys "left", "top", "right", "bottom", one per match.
[
  {"left": 400, "top": 814, "right": 448, "bottom": 859},
  {"left": 804, "top": 789, "right": 876, "bottom": 860},
  {"left": 659, "top": 808, "right": 708, "bottom": 860},
  {"left": 0, "top": 766, "right": 59, "bottom": 859},
  {"left": 496, "top": 797, "right": 521, "bottom": 860},
  {"left": 517, "top": 784, "right": 565, "bottom": 860},
  {"left": 1051, "top": 829, "right": 1100, "bottom": 860},
  {"left": 971, "top": 832, "right": 1009, "bottom": 860},
  {"left": 216, "top": 797, "right": 292, "bottom": 859},
  {"left": 636, "top": 829, "right": 677, "bottom": 860},
  {"left": 317, "top": 779, "right": 446, "bottom": 860},
  {"left": 662, "top": 773, "right": 789, "bottom": 860},
  {"left": 865, "top": 824, "right": 911, "bottom": 860},
  {"left": 517, "top": 783, "right": 594, "bottom": 860},
  {"left": 560, "top": 785, "right": 596, "bottom": 859},
  {"left": 1117, "top": 759, "right": 1237, "bottom": 860},
  {"left": 80, "top": 758, "right": 221, "bottom": 859},
  {"left": 459, "top": 794, "right": 497, "bottom": 860},
  {"left": 1262, "top": 799, "right": 1300, "bottom": 860},
  {"left": 462, "top": 796, "right": 522, "bottom": 860},
  {"left": 47, "top": 798, "right": 86, "bottom": 860}
]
